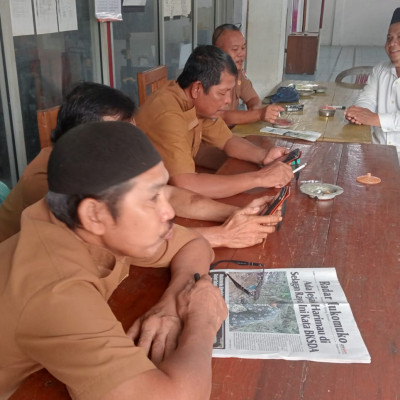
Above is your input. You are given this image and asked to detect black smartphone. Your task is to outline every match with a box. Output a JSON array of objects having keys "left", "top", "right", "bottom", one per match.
[
  {"left": 260, "top": 186, "right": 291, "bottom": 216},
  {"left": 282, "top": 148, "right": 301, "bottom": 164}
]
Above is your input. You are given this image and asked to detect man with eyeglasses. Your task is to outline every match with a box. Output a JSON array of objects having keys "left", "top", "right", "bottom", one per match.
[{"left": 212, "top": 23, "right": 284, "bottom": 127}]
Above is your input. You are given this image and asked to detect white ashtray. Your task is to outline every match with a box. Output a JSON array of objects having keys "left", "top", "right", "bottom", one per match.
[{"left": 300, "top": 182, "right": 344, "bottom": 200}]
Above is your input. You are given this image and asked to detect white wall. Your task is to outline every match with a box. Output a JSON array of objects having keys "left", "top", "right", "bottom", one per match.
[
  {"left": 321, "top": 0, "right": 399, "bottom": 46},
  {"left": 246, "top": 0, "right": 287, "bottom": 98}
]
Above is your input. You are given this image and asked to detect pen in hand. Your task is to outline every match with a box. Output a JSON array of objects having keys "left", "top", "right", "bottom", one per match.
[{"left": 194, "top": 273, "right": 201, "bottom": 282}]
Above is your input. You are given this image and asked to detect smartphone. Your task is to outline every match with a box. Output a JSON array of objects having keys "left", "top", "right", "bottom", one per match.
[
  {"left": 260, "top": 186, "right": 291, "bottom": 216},
  {"left": 282, "top": 148, "right": 301, "bottom": 164}
]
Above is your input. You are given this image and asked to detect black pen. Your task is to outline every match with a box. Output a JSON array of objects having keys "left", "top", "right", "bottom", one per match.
[{"left": 194, "top": 273, "right": 201, "bottom": 282}]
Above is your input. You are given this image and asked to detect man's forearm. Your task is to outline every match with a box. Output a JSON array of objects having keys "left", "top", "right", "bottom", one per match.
[
  {"left": 191, "top": 225, "right": 230, "bottom": 248},
  {"left": 166, "top": 185, "right": 238, "bottom": 222},
  {"left": 170, "top": 170, "right": 261, "bottom": 199},
  {"left": 223, "top": 135, "right": 267, "bottom": 164},
  {"left": 220, "top": 108, "right": 263, "bottom": 126},
  {"left": 163, "top": 237, "right": 214, "bottom": 301}
]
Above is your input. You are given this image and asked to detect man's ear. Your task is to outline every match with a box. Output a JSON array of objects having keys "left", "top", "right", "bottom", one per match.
[
  {"left": 77, "top": 198, "right": 110, "bottom": 235},
  {"left": 190, "top": 81, "right": 203, "bottom": 99}
]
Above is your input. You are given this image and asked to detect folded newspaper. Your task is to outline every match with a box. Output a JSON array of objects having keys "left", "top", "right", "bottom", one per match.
[
  {"left": 211, "top": 267, "right": 370, "bottom": 363},
  {"left": 259, "top": 126, "right": 322, "bottom": 142}
]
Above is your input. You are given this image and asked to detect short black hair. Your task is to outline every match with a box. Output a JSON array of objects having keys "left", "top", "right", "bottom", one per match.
[
  {"left": 177, "top": 45, "right": 237, "bottom": 93},
  {"left": 46, "top": 180, "right": 134, "bottom": 229},
  {"left": 212, "top": 23, "right": 241, "bottom": 45},
  {"left": 52, "top": 82, "right": 136, "bottom": 143}
]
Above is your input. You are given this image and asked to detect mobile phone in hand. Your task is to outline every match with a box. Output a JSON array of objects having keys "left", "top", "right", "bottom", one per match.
[
  {"left": 260, "top": 186, "right": 291, "bottom": 216},
  {"left": 282, "top": 148, "right": 301, "bottom": 164}
]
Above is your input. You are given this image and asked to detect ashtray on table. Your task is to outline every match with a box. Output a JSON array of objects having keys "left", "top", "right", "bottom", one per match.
[
  {"left": 273, "top": 118, "right": 294, "bottom": 128},
  {"left": 319, "top": 106, "right": 336, "bottom": 117},
  {"left": 300, "top": 182, "right": 344, "bottom": 200}
]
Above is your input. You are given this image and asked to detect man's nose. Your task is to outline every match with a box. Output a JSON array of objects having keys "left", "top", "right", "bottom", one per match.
[
  {"left": 160, "top": 196, "right": 175, "bottom": 221},
  {"left": 224, "top": 91, "right": 232, "bottom": 106}
]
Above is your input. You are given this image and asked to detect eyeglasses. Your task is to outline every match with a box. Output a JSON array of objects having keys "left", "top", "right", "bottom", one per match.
[{"left": 210, "top": 259, "right": 265, "bottom": 299}]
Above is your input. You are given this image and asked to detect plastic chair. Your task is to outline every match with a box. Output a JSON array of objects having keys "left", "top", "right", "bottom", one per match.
[
  {"left": 36, "top": 106, "right": 60, "bottom": 148},
  {"left": 137, "top": 65, "right": 168, "bottom": 106},
  {"left": 335, "top": 66, "right": 373, "bottom": 89}
]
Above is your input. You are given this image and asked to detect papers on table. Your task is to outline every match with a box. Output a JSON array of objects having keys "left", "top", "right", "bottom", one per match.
[
  {"left": 260, "top": 126, "right": 322, "bottom": 142},
  {"left": 211, "top": 267, "right": 370, "bottom": 364}
]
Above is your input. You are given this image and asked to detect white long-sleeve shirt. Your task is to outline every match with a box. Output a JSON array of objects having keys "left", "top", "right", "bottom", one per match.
[{"left": 355, "top": 61, "right": 400, "bottom": 161}]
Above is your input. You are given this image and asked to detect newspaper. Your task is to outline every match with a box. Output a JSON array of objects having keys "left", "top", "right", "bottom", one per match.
[
  {"left": 211, "top": 268, "right": 370, "bottom": 363},
  {"left": 259, "top": 126, "right": 322, "bottom": 142}
]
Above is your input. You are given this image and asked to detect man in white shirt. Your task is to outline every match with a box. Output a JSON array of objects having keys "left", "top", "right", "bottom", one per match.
[{"left": 345, "top": 8, "right": 400, "bottom": 162}]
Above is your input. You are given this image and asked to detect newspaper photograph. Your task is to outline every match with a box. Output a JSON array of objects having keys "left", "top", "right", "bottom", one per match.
[
  {"left": 211, "top": 268, "right": 370, "bottom": 363},
  {"left": 259, "top": 126, "right": 322, "bottom": 141}
]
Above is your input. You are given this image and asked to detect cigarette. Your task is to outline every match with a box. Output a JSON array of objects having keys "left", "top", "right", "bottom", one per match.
[
  {"left": 292, "top": 163, "right": 307, "bottom": 174},
  {"left": 332, "top": 105, "right": 346, "bottom": 110}
]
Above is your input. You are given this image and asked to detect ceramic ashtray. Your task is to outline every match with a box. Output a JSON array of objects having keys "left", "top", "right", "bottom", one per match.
[
  {"left": 300, "top": 182, "right": 344, "bottom": 200},
  {"left": 319, "top": 106, "right": 336, "bottom": 117},
  {"left": 273, "top": 118, "right": 293, "bottom": 128}
]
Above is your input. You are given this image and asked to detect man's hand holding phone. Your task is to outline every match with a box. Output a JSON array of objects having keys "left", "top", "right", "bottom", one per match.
[{"left": 259, "top": 186, "right": 290, "bottom": 216}]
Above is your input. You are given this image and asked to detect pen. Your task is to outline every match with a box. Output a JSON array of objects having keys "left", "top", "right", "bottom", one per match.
[
  {"left": 332, "top": 105, "right": 346, "bottom": 110},
  {"left": 292, "top": 163, "right": 307, "bottom": 174},
  {"left": 194, "top": 273, "right": 201, "bottom": 282}
]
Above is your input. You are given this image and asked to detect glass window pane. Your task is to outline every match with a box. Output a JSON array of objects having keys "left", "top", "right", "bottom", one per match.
[
  {"left": 13, "top": 1, "right": 100, "bottom": 163},
  {"left": 113, "top": 3, "right": 159, "bottom": 104},
  {"left": 164, "top": 9, "right": 192, "bottom": 80},
  {"left": 197, "top": 1, "right": 214, "bottom": 45}
]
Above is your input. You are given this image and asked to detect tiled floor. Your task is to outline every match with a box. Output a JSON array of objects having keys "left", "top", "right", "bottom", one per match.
[{"left": 284, "top": 45, "right": 387, "bottom": 82}]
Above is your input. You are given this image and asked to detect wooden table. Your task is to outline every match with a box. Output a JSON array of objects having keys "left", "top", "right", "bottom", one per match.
[
  {"left": 233, "top": 81, "right": 372, "bottom": 143},
  {"left": 9, "top": 138, "right": 400, "bottom": 400}
]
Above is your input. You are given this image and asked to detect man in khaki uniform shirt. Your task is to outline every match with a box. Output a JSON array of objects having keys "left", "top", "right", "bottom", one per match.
[
  {"left": 136, "top": 45, "right": 294, "bottom": 199},
  {"left": 0, "top": 82, "right": 282, "bottom": 248},
  {"left": 0, "top": 147, "right": 50, "bottom": 242},
  {"left": 213, "top": 24, "right": 285, "bottom": 127},
  {"left": 0, "top": 121, "right": 227, "bottom": 400}
]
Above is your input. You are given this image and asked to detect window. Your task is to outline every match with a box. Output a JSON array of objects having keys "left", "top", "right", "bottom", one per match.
[
  {"left": 12, "top": 1, "right": 101, "bottom": 163},
  {"left": 113, "top": 2, "right": 160, "bottom": 104}
]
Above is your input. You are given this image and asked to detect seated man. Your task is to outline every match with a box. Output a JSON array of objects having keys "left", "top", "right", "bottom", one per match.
[
  {"left": 136, "top": 45, "right": 294, "bottom": 199},
  {"left": 345, "top": 8, "right": 400, "bottom": 161},
  {"left": 212, "top": 23, "right": 284, "bottom": 127},
  {"left": 0, "top": 82, "right": 281, "bottom": 248},
  {"left": 0, "top": 121, "right": 227, "bottom": 400}
]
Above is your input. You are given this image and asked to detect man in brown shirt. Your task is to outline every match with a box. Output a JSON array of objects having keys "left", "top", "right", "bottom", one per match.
[
  {"left": 136, "top": 45, "right": 294, "bottom": 199},
  {"left": 213, "top": 24, "right": 285, "bottom": 126},
  {"left": 0, "top": 121, "right": 227, "bottom": 400},
  {"left": 0, "top": 82, "right": 282, "bottom": 248}
]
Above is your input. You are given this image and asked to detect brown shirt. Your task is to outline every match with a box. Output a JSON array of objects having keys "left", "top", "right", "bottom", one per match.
[
  {"left": 231, "top": 70, "right": 259, "bottom": 110},
  {"left": 0, "top": 147, "right": 51, "bottom": 243},
  {"left": 135, "top": 81, "right": 232, "bottom": 177},
  {"left": 0, "top": 199, "right": 200, "bottom": 400}
]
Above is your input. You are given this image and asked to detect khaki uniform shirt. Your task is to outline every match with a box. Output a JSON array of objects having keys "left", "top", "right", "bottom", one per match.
[
  {"left": 0, "top": 199, "right": 199, "bottom": 400},
  {"left": 135, "top": 81, "right": 232, "bottom": 177},
  {"left": 0, "top": 147, "right": 51, "bottom": 242},
  {"left": 231, "top": 70, "right": 259, "bottom": 110}
]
